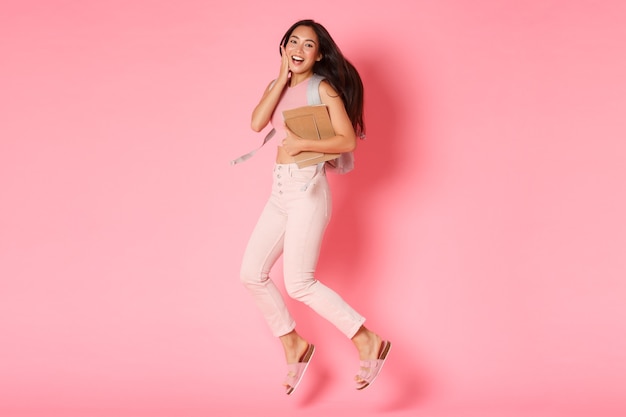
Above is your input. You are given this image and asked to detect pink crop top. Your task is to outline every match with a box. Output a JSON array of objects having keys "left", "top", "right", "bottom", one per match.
[{"left": 269, "top": 77, "right": 311, "bottom": 143}]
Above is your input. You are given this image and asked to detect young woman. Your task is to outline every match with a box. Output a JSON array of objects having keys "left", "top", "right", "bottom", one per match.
[{"left": 239, "top": 19, "right": 391, "bottom": 395}]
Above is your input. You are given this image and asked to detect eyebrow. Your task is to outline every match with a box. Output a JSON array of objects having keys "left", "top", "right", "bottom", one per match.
[{"left": 289, "top": 35, "right": 317, "bottom": 44}]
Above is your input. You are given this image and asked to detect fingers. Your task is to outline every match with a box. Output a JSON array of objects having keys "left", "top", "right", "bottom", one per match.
[
  {"left": 279, "top": 45, "right": 290, "bottom": 79},
  {"left": 281, "top": 137, "right": 296, "bottom": 156}
]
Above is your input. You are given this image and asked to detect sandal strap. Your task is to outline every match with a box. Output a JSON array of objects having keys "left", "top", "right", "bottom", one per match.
[
  {"left": 357, "top": 359, "right": 383, "bottom": 380},
  {"left": 283, "top": 344, "right": 316, "bottom": 394},
  {"left": 355, "top": 340, "right": 392, "bottom": 389},
  {"left": 285, "top": 362, "right": 305, "bottom": 379}
]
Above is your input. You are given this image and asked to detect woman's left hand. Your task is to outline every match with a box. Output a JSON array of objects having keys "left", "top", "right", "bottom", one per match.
[{"left": 281, "top": 126, "right": 304, "bottom": 156}]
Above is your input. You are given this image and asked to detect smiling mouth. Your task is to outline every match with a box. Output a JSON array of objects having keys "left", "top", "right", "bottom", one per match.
[{"left": 291, "top": 56, "right": 304, "bottom": 64}]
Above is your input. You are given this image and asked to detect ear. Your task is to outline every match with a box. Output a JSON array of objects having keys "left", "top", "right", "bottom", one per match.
[{"left": 316, "top": 54, "right": 323, "bottom": 62}]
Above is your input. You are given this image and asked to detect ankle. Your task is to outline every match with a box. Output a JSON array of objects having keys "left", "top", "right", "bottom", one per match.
[
  {"left": 352, "top": 327, "right": 382, "bottom": 359},
  {"left": 351, "top": 326, "right": 375, "bottom": 344},
  {"left": 280, "top": 331, "right": 310, "bottom": 362},
  {"left": 280, "top": 331, "right": 303, "bottom": 348}
]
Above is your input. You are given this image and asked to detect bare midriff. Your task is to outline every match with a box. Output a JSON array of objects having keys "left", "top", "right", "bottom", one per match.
[{"left": 276, "top": 146, "right": 295, "bottom": 164}]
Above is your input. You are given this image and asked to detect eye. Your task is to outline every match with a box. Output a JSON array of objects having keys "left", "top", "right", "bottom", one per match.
[{"left": 305, "top": 42, "right": 314, "bottom": 49}]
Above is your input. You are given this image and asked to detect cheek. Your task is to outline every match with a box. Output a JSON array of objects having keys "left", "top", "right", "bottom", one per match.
[{"left": 306, "top": 48, "right": 320, "bottom": 58}]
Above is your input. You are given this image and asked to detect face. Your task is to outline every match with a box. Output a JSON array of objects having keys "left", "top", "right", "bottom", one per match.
[{"left": 285, "top": 25, "right": 322, "bottom": 74}]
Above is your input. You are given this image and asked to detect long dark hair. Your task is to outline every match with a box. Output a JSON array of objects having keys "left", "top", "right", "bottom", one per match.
[{"left": 280, "top": 19, "right": 365, "bottom": 138}]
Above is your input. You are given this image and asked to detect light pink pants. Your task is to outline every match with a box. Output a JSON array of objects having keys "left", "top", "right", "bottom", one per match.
[{"left": 240, "top": 163, "right": 366, "bottom": 338}]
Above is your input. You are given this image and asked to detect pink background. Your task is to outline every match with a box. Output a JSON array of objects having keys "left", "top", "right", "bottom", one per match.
[{"left": 2, "top": 1, "right": 625, "bottom": 416}]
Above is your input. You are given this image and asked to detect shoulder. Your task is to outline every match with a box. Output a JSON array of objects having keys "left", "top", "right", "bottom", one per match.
[{"left": 318, "top": 80, "right": 340, "bottom": 101}]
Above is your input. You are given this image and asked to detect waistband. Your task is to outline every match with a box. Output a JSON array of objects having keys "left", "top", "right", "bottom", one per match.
[
  {"left": 273, "top": 162, "right": 324, "bottom": 172},
  {"left": 273, "top": 162, "right": 326, "bottom": 191}
]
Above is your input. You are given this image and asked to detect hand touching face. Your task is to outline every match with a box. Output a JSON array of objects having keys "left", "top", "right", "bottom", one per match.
[{"left": 278, "top": 45, "right": 291, "bottom": 82}]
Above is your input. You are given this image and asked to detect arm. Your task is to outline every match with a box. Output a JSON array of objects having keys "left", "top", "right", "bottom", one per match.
[
  {"left": 281, "top": 80, "right": 357, "bottom": 155},
  {"left": 251, "top": 46, "right": 290, "bottom": 132}
]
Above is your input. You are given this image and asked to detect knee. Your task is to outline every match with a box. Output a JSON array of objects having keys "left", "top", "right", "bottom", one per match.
[
  {"left": 285, "top": 275, "right": 315, "bottom": 300},
  {"left": 239, "top": 264, "right": 266, "bottom": 288}
]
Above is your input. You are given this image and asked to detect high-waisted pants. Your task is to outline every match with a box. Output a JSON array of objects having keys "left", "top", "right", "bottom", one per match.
[{"left": 240, "top": 163, "right": 365, "bottom": 338}]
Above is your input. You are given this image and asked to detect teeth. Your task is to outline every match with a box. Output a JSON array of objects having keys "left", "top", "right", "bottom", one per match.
[{"left": 292, "top": 56, "right": 304, "bottom": 61}]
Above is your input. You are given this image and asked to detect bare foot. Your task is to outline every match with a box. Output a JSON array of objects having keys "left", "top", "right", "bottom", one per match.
[
  {"left": 351, "top": 326, "right": 392, "bottom": 389},
  {"left": 351, "top": 326, "right": 383, "bottom": 361},
  {"left": 279, "top": 330, "right": 311, "bottom": 364}
]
